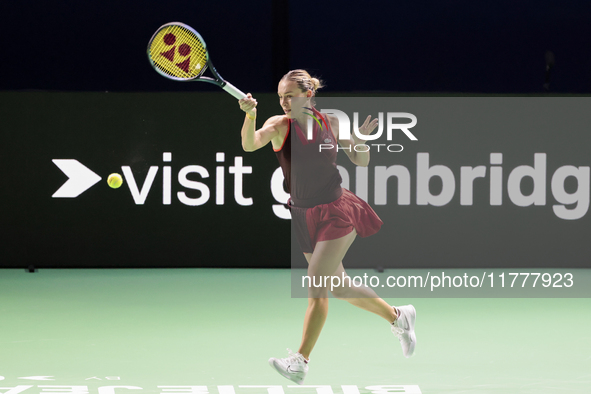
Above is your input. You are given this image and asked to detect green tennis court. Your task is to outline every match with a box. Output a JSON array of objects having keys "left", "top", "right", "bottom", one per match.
[{"left": 1, "top": 269, "right": 589, "bottom": 393}]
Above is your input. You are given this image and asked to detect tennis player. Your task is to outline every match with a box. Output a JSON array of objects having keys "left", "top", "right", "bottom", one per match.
[{"left": 239, "top": 70, "right": 416, "bottom": 384}]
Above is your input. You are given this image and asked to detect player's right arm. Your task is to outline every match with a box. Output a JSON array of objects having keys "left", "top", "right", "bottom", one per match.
[{"left": 239, "top": 94, "right": 282, "bottom": 152}]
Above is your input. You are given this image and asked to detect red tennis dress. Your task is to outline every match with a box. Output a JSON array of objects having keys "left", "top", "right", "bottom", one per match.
[{"left": 274, "top": 108, "right": 383, "bottom": 253}]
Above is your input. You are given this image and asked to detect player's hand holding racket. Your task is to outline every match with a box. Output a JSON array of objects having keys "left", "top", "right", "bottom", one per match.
[
  {"left": 147, "top": 22, "right": 246, "bottom": 99},
  {"left": 239, "top": 93, "right": 258, "bottom": 119}
]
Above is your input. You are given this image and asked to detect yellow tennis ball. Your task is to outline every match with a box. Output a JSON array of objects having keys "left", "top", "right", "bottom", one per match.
[{"left": 107, "top": 173, "right": 123, "bottom": 189}]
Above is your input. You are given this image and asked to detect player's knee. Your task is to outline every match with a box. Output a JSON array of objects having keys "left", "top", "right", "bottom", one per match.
[
  {"left": 308, "top": 285, "right": 329, "bottom": 299},
  {"left": 330, "top": 285, "right": 350, "bottom": 299}
]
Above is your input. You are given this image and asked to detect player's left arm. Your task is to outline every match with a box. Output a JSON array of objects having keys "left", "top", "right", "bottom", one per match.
[{"left": 328, "top": 114, "right": 378, "bottom": 167}]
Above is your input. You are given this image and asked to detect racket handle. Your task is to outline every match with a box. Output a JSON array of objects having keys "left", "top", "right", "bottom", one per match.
[{"left": 222, "top": 81, "right": 247, "bottom": 99}]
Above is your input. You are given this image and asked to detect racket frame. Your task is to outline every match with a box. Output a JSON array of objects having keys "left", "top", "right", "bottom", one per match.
[{"left": 147, "top": 22, "right": 246, "bottom": 99}]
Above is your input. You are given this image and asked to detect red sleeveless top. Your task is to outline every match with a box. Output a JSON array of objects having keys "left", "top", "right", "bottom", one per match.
[{"left": 274, "top": 108, "right": 343, "bottom": 208}]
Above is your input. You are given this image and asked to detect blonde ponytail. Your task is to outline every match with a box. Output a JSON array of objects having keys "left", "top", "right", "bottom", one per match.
[{"left": 281, "top": 70, "right": 324, "bottom": 94}]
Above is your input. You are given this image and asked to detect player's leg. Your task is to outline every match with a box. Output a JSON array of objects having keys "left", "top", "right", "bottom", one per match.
[
  {"left": 268, "top": 230, "right": 357, "bottom": 385},
  {"left": 328, "top": 262, "right": 397, "bottom": 322},
  {"left": 297, "top": 229, "right": 357, "bottom": 360},
  {"left": 304, "top": 250, "right": 416, "bottom": 358}
]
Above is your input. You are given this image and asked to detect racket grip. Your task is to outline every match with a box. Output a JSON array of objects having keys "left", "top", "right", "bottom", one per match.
[{"left": 222, "top": 81, "right": 247, "bottom": 99}]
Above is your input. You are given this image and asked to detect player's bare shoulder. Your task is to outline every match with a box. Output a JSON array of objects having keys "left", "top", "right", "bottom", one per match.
[
  {"left": 326, "top": 114, "right": 340, "bottom": 138},
  {"left": 265, "top": 114, "right": 289, "bottom": 130},
  {"left": 266, "top": 115, "right": 289, "bottom": 149},
  {"left": 325, "top": 114, "right": 339, "bottom": 125}
]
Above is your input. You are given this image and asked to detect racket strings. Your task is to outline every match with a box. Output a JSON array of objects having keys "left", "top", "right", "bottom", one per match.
[{"left": 149, "top": 25, "right": 208, "bottom": 79}]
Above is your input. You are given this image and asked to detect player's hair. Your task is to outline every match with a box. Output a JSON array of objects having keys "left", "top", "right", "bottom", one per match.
[{"left": 281, "top": 69, "right": 324, "bottom": 94}]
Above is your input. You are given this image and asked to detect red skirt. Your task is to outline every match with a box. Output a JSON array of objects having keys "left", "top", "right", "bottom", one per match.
[{"left": 290, "top": 188, "right": 383, "bottom": 253}]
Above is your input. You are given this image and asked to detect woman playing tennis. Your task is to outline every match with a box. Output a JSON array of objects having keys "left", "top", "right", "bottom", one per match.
[{"left": 238, "top": 70, "right": 416, "bottom": 384}]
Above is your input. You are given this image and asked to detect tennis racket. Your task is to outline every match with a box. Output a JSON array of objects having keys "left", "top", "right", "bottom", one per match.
[{"left": 147, "top": 22, "right": 246, "bottom": 99}]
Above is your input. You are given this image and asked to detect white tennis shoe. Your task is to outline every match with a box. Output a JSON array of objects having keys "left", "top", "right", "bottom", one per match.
[
  {"left": 391, "top": 305, "right": 416, "bottom": 358},
  {"left": 268, "top": 348, "right": 308, "bottom": 385}
]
